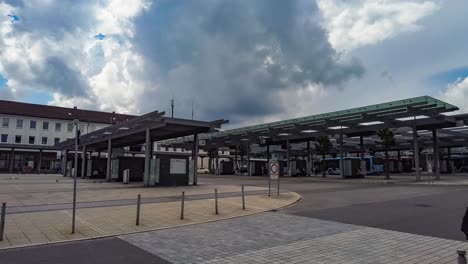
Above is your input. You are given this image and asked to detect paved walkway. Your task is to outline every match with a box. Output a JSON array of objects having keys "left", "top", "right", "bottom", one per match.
[
  {"left": 0, "top": 174, "right": 300, "bottom": 249},
  {"left": 121, "top": 213, "right": 467, "bottom": 263}
]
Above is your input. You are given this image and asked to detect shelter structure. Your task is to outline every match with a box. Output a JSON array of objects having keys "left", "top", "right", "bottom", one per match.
[
  {"left": 159, "top": 96, "right": 468, "bottom": 180},
  {"left": 55, "top": 111, "right": 227, "bottom": 186}
]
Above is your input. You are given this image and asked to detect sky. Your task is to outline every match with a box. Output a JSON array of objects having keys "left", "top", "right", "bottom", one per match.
[{"left": 0, "top": 0, "right": 467, "bottom": 128}]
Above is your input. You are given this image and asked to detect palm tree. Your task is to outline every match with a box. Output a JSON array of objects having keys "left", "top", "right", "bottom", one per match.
[
  {"left": 377, "top": 128, "right": 396, "bottom": 179},
  {"left": 315, "top": 136, "right": 333, "bottom": 177}
]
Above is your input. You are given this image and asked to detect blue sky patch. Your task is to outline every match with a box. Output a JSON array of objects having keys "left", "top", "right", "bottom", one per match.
[
  {"left": 0, "top": 74, "right": 7, "bottom": 89},
  {"left": 95, "top": 33, "right": 106, "bottom": 40},
  {"left": 24, "top": 90, "right": 53, "bottom": 104},
  {"left": 428, "top": 66, "right": 468, "bottom": 86}
]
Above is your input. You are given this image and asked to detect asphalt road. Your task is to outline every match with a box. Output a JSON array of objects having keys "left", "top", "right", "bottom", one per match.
[
  {"left": 2, "top": 174, "right": 468, "bottom": 263},
  {"left": 200, "top": 175, "right": 468, "bottom": 241},
  {"left": 0, "top": 237, "right": 170, "bottom": 264}
]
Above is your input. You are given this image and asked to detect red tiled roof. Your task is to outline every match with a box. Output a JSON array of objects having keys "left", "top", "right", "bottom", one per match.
[{"left": 0, "top": 100, "right": 136, "bottom": 124}]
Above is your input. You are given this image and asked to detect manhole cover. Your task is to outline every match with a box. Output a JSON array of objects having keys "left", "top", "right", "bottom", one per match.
[{"left": 415, "top": 204, "right": 432, "bottom": 207}]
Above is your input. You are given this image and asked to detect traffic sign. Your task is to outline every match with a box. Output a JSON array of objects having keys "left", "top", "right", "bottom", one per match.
[{"left": 269, "top": 161, "right": 279, "bottom": 180}]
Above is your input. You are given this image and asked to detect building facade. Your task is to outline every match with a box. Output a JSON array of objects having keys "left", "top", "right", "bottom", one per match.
[{"left": 0, "top": 100, "right": 134, "bottom": 173}]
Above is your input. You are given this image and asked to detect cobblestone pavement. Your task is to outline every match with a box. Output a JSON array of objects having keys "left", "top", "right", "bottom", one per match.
[{"left": 121, "top": 213, "right": 468, "bottom": 263}]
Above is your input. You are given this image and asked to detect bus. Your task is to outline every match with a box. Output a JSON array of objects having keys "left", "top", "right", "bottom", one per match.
[{"left": 321, "top": 156, "right": 384, "bottom": 175}]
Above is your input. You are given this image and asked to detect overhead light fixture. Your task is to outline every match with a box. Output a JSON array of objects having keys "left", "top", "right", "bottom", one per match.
[
  {"left": 118, "top": 127, "right": 129, "bottom": 130},
  {"left": 328, "top": 126, "right": 348, "bottom": 130},
  {"left": 359, "top": 121, "right": 384, "bottom": 126},
  {"left": 277, "top": 133, "right": 291, "bottom": 136},
  {"left": 301, "top": 130, "right": 317, "bottom": 133},
  {"left": 104, "top": 132, "right": 112, "bottom": 135}
]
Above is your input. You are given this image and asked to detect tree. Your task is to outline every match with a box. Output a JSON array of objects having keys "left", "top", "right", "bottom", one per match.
[
  {"left": 377, "top": 128, "right": 396, "bottom": 179},
  {"left": 315, "top": 136, "right": 333, "bottom": 177},
  {"left": 237, "top": 144, "right": 247, "bottom": 172},
  {"left": 207, "top": 148, "right": 217, "bottom": 173}
]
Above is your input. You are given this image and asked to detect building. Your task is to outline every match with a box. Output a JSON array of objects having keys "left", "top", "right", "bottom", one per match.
[{"left": 0, "top": 100, "right": 134, "bottom": 173}]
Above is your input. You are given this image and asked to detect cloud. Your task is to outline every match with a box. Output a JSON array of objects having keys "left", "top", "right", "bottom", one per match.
[
  {"left": 317, "top": 0, "right": 439, "bottom": 51},
  {"left": 440, "top": 77, "right": 468, "bottom": 113},
  {"left": 132, "top": 0, "right": 364, "bottom": 123},
  {"left": 0, "top": 0, "right": 364, "bottom": 125}
]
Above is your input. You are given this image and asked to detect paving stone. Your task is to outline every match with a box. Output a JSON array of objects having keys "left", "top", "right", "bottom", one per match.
[{"left": 121, "top": 213, "right": 468, "bottom": 264}]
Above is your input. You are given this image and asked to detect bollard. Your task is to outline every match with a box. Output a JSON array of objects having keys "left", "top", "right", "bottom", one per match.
[
  {"left": 458, "top": 250, "right": 467, "bottom": 264},
  {"left": 180, "top": 192, "right": 185, "bottom": 220},
  {"left": 241, "top": 185, "right": 245, "bottom": 210},
  {"left": 136, "top": 194, "right": 141, "bottom": 226},
  {"left": 215, "top": 189, "right": 219, "bottom": 215},
  {"left": 0, "top": 203, "right": 5, "bottom": 241}
]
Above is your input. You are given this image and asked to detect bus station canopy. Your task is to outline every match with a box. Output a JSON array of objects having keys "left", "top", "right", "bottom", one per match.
[
  {"left": 158, "top": 96, "right": 468, "bottom": 152},
  {"left": 55, "top": 111, "right": 228, "bottom": 151}
]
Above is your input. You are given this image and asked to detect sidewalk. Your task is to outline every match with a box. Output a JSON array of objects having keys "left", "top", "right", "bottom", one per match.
[
  {"left": 121, "top": 212, "right": 468, "bottom": 263},
  {"left": 0, "top": 173, "right": 300, "bottom": 249}
]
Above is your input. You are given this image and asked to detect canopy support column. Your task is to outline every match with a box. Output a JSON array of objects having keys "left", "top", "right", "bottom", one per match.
[
  {"left": 144, "top": 128, "right": 151, "bottom": 186},
  {"left": 413, "top": 118, "right": 420, "bottom": 181},
  {"left": 340, "top": 127, "right": 344, "bottom": 178},
  {"left": 247, "top": 144, "right": 251, "bottom": 176},
  {"left": 287, "top": 139, "right": 290, "bottom": 177},
  {"left": 433, "top": 128, "right": 440, "bottom": 181},
  {"left": 106, "top": 139, "right": 112, "bottom": 181},
  {"left": 193, "top": 133, "right": 199, "bottom": 185},
  {"left": 81, "top": 145, "right": 87, "bottom": 178},
  {"left": 307, "top": 141, "right": 311, "bottom": 176}
]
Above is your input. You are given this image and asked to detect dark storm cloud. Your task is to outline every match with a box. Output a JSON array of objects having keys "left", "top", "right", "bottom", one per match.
[{"left": 133, "top": 0, "right": 364, "bottom": 123}]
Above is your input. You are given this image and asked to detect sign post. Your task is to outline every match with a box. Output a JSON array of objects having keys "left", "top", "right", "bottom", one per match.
[{"left": 269, "top": 161, "right": 280, "bottom": 197}]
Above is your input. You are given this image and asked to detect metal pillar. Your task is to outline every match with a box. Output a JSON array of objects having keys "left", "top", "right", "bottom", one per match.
[
  {"left": 339, "top": 127, "right": 344, "bottom": 178},
  {"left": 106, "top": 139, "right": 112, "bottom": 181},
  {"left": 234, "top": 147, "right": 238, "bottom": 173},
  {"left": 81, "top": 145, "right": 87, "bottom": 178},
  {"left": 38, "top": 149, "right": 42, "bottom": 174},
  {"left": 413, "top": 118, "right": 420, "bottom": 181},
  {"left": 448, "top": 147, "right": 452, "bottom": 173},
  {"left": 286, "top": 139, "right": 290, "bottom": 177},
  {"left": 266, "top": 144, "right": 270, "bottom": 163},
  {"left": 247, "top": 144, "right": 251, "bottom": 176},
  {"left": 360, "top": 135, "right": 365, "bottom": 175},
  {"left": 193, "top": 133, "right": 199, "bottom": 185},
  {"left": 307, "top": 141, "right": 311, "bottom": 176},
  {"left": 72, "top": 127, "right": 79, "bottom": 234},
  {"left": 433, "top": 128, "right": 440, "bottom": 180},
  {"left": 63, "top": 150, "right": 68, "bottom": 176},
  {"left": 144, "top": 128, "right": 151, "bottom": 186},
  {"left": 9, "top": 148, "right": 14, "bottom": 173}
]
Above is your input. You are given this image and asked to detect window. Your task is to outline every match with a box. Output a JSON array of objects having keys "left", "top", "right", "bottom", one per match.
[
  {"left": 42, "top": 121, "right": 49, "bottom": 130},
  {"left": 41, "top": 137, "right": 48, "bottom": 145},
  {"left": 15, "top": 135, "right": 21, "bottom": 144},
  {"left": 54, "top": 137, "right": 61, "bottom": 144},
  {"left": 16, "top": 119, "right": 23, "bottom": 128},
  {"left": 1, "top": 134, "right": 7, "bottom": 143},
  {"left": 2, "top": 118, "right": 9, "bottom": 128},
  {"left": 90, "top": 125, "right": 96, "bottom": 132},
  {"left": 29, "top": 136, "right": 35, "bottom": 144},
  {"left": 55, "top": 122, "right": 61, "bottom": 132},
  {"left": 68, "top": 125, "right": 73, "bottom": 132},
  {"left": 30, "top": 120, "right": 36, "bottom": 129},
  {"left": 79, "top": 124, "right": 85, "bottom": 133}
]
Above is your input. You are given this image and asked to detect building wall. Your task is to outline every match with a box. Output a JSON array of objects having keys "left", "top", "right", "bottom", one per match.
[{"left": 0, "top": 113, "right": 110, "bottom": 146}]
